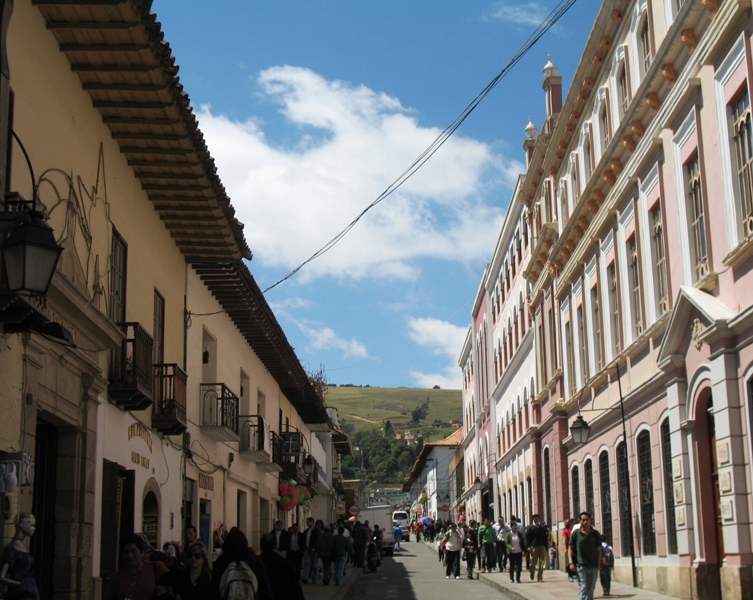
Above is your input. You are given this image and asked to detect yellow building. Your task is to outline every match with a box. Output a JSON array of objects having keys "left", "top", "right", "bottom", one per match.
[{"left": 0, "top": 3, "right": 346, "bottom": 600}]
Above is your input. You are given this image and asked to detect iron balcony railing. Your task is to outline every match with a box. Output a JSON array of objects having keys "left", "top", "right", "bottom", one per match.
[
  {"left": 240, "top": 415, "right": 268, "bottom": 453},
  {"left": 109, "top": 322, "right": 154, "bottom": 410},
  {"left": 152, "top": 364, "right": 187, "bottom": 434},
  {"left": 200, "top": 383, "right": 239, "bottom": 435}
]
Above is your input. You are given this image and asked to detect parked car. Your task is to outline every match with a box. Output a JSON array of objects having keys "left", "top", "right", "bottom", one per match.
[{"left": 399, "top": 525, "right": 410, "bottom": 542}]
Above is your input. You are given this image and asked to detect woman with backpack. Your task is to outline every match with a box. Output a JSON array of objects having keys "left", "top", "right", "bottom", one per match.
[{"left": 211, "top": 528, "right": 273, "bottom": 600}]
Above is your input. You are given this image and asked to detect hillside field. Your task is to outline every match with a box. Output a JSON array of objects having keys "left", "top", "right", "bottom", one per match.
[{"left": 325, "top": 386, "right": 462, "bottom": 442}]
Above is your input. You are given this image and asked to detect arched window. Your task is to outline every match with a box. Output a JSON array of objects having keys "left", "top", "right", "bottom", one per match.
[
  {"left": 637, "top": 430, "right": 656, "bottom": 554},
  {"left": 572, "top": 465, "right": 581, "bottom": 518},
  {"left": 544, "top": 448, "right": 552, "bottom": 526},
  {"left": 599, "top": 451, "right": 613, "bottom": 547},
  {"left": 617, "top": 441, "right": 632, "bottom": 556},
  {"left": 661, "top": 418, "right": 678, "bottom": 554},
  {"left": 585, "top": 459, "right": 595, "bottom": 519}
]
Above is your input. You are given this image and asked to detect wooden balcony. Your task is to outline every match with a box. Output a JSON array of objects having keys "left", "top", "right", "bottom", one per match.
[
  {"left": 108, "top": 322, "right": 154, "bottom": 410},
  {"left": 152, "top": 364, "right": 187, "bottom": 435},
  {"left": 239, "top": 416, "right": 283, "bottom": 472},
  {"left": 199, "top": 383, "right": 239, "bottom": 442},
  {"left": 281, "top": 431, "right": 307, "bottom": 482}
]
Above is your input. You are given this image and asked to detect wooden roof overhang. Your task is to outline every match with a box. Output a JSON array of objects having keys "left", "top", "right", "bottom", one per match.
[
  {"left": 194, "top": 261, "right": 330, "bottom": 427},
  {"left": 33, "top": 0, "right": 251, "bottom": 263}
]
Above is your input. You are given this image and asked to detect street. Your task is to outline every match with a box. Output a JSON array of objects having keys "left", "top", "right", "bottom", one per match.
[
  {"left": 342, "top": 540, "right": 492, "bottom": 600},
  {"left": 299, "top": 539, "right": 680, "bottom": 600}
]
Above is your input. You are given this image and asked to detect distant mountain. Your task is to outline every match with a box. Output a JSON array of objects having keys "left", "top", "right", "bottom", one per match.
[
  {"left": 325, "top": 386, "right": 462, "bottom": 484},
  {"left": 326, "top": 385, "right": 462, "bottom": 441}
]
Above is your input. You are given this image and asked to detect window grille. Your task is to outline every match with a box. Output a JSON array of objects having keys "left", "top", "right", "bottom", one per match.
[
  {"left": 732, "top": 89, "right": 753, "bottom": 238},
  {"left": 585, "top": 459, "right": 595, "bottom": 519},
  {"left": 572, "top": 466, "right": 581, "bottom": 518},
  {"left": 637, "top": 431, "right": 657, "bottom": 555},
  {"left": 599, "top": 451, "right": 613, "bottom": 546},
  {"left": 651, "top": 206, "right": 668, "bottom": 314},
  {"left": 687, "top": 155, "right": 708, "bottom": 279},
  {"left": 617, "top": 442, "right": 632, "bottom": 556},
  {"left": 661, "top": 419, "right": 678, "bottom": 554}
]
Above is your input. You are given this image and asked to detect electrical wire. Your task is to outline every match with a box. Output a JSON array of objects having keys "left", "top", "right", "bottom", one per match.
[{"left": 262, "top": 0, "right": 579, "bottom": 294}]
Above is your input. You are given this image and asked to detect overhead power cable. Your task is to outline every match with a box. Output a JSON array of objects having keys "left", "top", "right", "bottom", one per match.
[{"left": 262, "top": 0, "right": 579, "bottom": 294}]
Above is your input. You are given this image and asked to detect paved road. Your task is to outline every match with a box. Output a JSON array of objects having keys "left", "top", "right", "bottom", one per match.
[
  {"left": 302, "top": 540, "right": 680, "bottom": 600},
  {"left": 341, "top": 540, "right": 501, "bottom": 600}
]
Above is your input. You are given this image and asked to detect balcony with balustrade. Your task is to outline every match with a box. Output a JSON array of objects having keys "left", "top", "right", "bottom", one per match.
[
  {"left": 152, "top": 364, "right": 187, "bottom": 435},
  {"left": 199, "top": 383, "right": 239, "bottom": 442},
  {"left": 239, "top": 415, "right": 283, "bottom": 472},
  {"left": 108, "top": 322, "right": 154, "bottom": 411}
]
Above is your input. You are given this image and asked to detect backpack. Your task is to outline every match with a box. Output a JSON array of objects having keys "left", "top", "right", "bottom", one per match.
[{"left": 219, "top": 560, "right": 258, "bottom": 600}]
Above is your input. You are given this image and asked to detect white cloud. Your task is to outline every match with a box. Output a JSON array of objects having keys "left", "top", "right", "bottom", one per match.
[
  {"left": 486, "top": 2, "right": 550, "bottom": 26},
  {"left": 406, "top": 317, "right": 467, "bottom": 389},
  {"left": 196, "top": 66, "right": 519, "bottom": 283},
  {"left": 296, "top": 321, "right": 369, "bottom": 359}
]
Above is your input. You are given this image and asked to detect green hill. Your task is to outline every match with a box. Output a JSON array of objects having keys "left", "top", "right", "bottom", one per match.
[
  {"left": 324, "top": 386, "right": 463, "bottom": 483},
  {"left": 325, "top": 385, "right": 462, "bottom": 442}
]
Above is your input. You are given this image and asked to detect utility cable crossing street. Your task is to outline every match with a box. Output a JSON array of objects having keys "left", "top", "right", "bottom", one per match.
[{"left": 302, "top": 538, "right": 674, "bottom": 600}]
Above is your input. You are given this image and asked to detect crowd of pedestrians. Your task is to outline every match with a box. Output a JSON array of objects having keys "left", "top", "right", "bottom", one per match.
[
  {"left": 427, "top": 511, "right": 615, "bottom": 600},
  {"left": 107, "top": 515, "right": 389, "bottom": 600}
]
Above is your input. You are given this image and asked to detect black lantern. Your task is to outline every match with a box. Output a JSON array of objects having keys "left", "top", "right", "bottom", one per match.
[
  {"left": 303, "top": 454, "right": 315, "bottom": 478},
  {"left": 570, "top": 414, "right": 591, "bottom": 445},
  {"left": 2, "top": 212, "right": 62, "bottom": 296}
]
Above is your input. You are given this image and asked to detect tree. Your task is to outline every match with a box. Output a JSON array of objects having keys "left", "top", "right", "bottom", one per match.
[{"left": 384, "top": 420, "right": 395, "bottom": 437}]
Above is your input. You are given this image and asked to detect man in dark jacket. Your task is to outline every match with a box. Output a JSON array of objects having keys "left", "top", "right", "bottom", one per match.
[
  {"left": 269, "top": 520, "right": 289, "bottom": 554},
  {"left": 286, "top": 523, "right": 305, "bottom": 578},
  {"left": 316, "top": 525, "right": 335, "bottom": 584},
  {"left": 352, "top": 521, "right": 370, "bottom": 569},
  {"left": 259, "top": 533, "right": 304, "bottom": 600},
  {"left": 526, "top": 514, "right": 550, "bottom": 582},
  {"left": 301, "top": 517, "right": 320, "bottom": 583}
]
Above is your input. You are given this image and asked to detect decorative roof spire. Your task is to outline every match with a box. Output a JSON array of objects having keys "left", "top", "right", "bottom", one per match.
[
  {"left": 525, "top": 117, "right": 539, "bottom": 140},
  {"left": 543, "top": 55, "right": 558, "bottom": 78}
]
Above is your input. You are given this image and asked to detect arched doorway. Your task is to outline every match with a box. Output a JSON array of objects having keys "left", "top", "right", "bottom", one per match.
[
  {"left": 695, "top": 390, "right": 723, "bottom": 600},
  {"left": 143, "top": 490, "right": 160, "bottom": 547}
]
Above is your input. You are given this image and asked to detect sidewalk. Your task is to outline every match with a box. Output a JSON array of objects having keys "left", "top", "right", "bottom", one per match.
[
  {"left": 300, "top": 563, "right": 362, "bottom": 600},
  {"left": 423, "top": 541, "right": 677, "bottom": 600}
]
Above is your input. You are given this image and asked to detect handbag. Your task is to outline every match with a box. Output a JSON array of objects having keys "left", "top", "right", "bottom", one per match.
[{"left": 462, "top": 549, "right": 468, "bottom": 562}]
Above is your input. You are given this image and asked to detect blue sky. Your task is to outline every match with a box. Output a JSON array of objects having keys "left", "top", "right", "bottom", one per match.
[{"left": 154, "top": 1, "right": 598, "bottom": 389}]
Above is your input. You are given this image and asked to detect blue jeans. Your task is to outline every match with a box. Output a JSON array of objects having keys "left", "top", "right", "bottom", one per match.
[
  {"left": 600, "top": 566, "right": 612, "bottom": 594},
  {"left": 334, "top": 556, "right": 347, "bottom": 585},
  {"left": 466, "top": 552, "right": 476, "bottom": 578},
  {"left": 577, "top": 566, "right": 599, "bottom": 600},
  {"left": 302, "top": 549, "right": 318, "bottom": 582},
  {"left": 481, "top": 543, "right": 495, "bottom": 570}
]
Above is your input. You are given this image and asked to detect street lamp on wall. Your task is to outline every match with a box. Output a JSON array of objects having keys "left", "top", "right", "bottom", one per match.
[{"left": 1, "top": 210, "right": 62, "bottom": 296}]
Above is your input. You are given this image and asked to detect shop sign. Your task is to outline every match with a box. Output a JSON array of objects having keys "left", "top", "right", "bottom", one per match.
[
  {"left": 199, "top": 473, "right": 214, "bottom": 491},
  {"left": 131, "top": 451, "right": 150, "bottom": 469},
  {"left": 143, "top": 513, "right": 158, "bottom": 546},
  {"left": 128, "top": 422, "right": 153, "bottom": 453}
]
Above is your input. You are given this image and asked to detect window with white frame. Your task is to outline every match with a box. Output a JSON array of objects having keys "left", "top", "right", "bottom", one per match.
[
  {"left": 600, "top": 101, "right": 611, "bottom": 152},
  {"left": 608, "top": 263, "right": 620, "bottom": 357},
  {"left": 590, "top": 285, "right": 603, "bottom": 372},
  {"left": 627, "top": 236, "right": 643, "bottom": 336},
  {"left": 651, "top": 204, "right": 669, "bottom": 315},
  {"left": 686, "top": 153, "right": 709, "bottom": 280},
  {"left": 639, "top": 15, "right": 652, "bottom": 77},
  {"left": 618, "top": 63, "right": 630, "bottom": 117},
  {"left": 559, "top": 179, "right": 570, "bottom": 226},
  {"left": 583, "top": 128, "right": 593, "bottom": 183},
  {"left": 566, "top": 320, "right": 576, "bottom": 396},
  {"left": 577, "top": 304, "right": 588, "bottom": 385},
  {"left": 570, "top": 154, "right": 580, "bottom": 205},
  {"left": 732, "top": 88, "right": 753, "bottom": 239}
]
